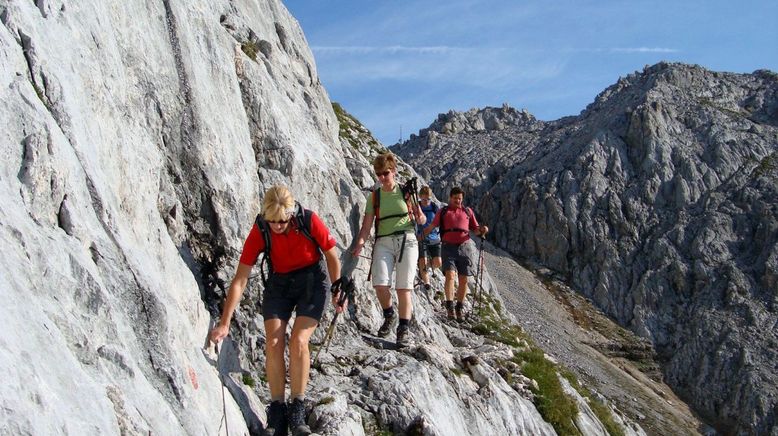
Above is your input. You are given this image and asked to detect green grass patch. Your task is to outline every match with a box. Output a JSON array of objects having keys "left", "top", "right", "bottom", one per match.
[
  {"left": 467, "top": 280, "right": 624, "bottom": 435},
  {"left": 451, "top": 367, "right": 465, "bottom": 377},
  {"left": 241, "top": 373, "right": 256, "bottom": 388},
  {"left": 697, "top": 97, "right": 745, "bottom": 119},
  {"left": 470, "top": 294, "right": 529, "bottom": 348},
  {"left": 241, "top": 41, "right": 259, "bottom": 61},
  {"left": 332, "top": 102, "right": 388, "bottom": 154},
  {"left": 589, "top": 400, "right": 624, "bottom": 436},
  {"left": 753, "top": 152, "right": 777, "bottom": 178},
  {"left": 513, "top": 348, "right": 580, "bottom": 436},
  {"left": 317, "top": 396, "right": 336, "bottom": 406},
  {"left": 563, "top": 370, "right": 624, "bottom": 436}
]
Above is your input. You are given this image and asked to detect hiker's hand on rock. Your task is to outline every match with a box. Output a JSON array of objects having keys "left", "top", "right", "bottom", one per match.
[{"left": 209, "top": 323, "right": 229, "bottom": 343}]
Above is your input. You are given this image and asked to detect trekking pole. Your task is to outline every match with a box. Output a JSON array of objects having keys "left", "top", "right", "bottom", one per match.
[
  {"left": 312, "top": 278, "right": 355, "bottom": 366},
  {"left": 396, "top": 177, "right": 419, "bottom": 265},
  {"left": 470, "top": 236, "right": 485, "bottom": 319},
  {"left": 214, "top": 342, "right": 230, "bottom": 436}
]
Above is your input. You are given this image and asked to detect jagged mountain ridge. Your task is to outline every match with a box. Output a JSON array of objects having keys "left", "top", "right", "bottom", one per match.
[{"left": 395, "top": 62, "right": 778, "bottom": 435}]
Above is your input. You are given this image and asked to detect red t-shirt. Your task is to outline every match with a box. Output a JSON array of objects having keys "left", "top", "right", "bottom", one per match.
[
  {"left": 238, "top": 211, "right": 337, "bottom": 273},
  {"left": 431, "top": 206, "right": 480, "bottom": 245}
]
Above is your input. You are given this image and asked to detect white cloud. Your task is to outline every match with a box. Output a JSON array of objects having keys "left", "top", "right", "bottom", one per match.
[{"left": 312, "top": 46, "right": 564, "bottom": 87}]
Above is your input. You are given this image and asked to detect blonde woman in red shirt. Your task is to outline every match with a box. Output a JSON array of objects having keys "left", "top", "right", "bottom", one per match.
[{"left": 210, "top": 185, "right": 344, "bottom": 436}]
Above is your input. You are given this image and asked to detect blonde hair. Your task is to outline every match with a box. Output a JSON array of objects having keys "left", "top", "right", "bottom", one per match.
[
  {"left": 262, "top": 185, "right": 295, "bottom": 221},
  {"left": 419, "top": 186, "right": 432, "bottom": 196},
  {"left": 373, "top": 152, "right": 397, "bottom": 173}
]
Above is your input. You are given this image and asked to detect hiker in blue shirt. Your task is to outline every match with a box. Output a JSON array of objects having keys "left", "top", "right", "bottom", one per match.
[{"left": 417, "top": 186, "right": 442, "bottom": 293}]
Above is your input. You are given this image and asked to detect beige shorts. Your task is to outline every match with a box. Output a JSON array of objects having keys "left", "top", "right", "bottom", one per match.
[{"left": 371, "top": 233, "right": 419, "bottom": 290}]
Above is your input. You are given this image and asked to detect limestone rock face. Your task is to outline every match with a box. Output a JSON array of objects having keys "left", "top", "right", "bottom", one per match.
[
  {"left": 0, "top": 0, "right": 353, "bottom": 433},
  {"left": 0, "top": 0, "right": 635, "bottom": 434},
  {"left": 395, "top": 62, "right": 778, "bottom": 435}
]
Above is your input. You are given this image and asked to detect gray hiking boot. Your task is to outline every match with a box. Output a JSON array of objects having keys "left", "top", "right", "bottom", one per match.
[
  {"left": 396, "top": 324, "right": 411, "bottom": 348},
  {"left": 288, "top": 398, "right": 311, "bottom": 436},
  {"left": 377, "top": 311, "right": 397, "bottom": 337},
  {"left": 264, "top": 401, "right": 288, "bottom": 436}
]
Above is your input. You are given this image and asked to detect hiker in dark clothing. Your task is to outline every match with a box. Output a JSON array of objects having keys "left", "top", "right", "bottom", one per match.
[
  {"left": 417, "top": 186, "right": 442, "bottom": 293},
  {"left": 423, "top": 187, "right": 488, "bottom": 321},
  {"left": 209, "top": 185, "right": 345, "bottom": 436}
]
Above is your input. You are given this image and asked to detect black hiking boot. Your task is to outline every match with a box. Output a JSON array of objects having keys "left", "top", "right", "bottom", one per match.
[
  {"left": 264, "top": 400, "right": 288, "bottom": 436},
  {"left": 288, "top": 398, "right": 311, "bottom": 436},
  {"left": 377, "top": 311, "right": 397, "bottom": 337},
  {"left": 455, "top": 302, "right": 465, "bottom": 322},
  {"left": 396, "top": 324, "right": 410, "bottom": 348},
  {"left": 445, "top": 301, "right": 455, "bottom": 320}
]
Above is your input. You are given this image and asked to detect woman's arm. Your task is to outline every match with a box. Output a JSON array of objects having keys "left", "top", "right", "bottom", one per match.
[
  {"left": 351, "top": 212, "right": 374, "bottom": 257},
  {"left": 209, "top": 262, "right": 253, "bottom": 342},
  {"left": 411, "top": 202, "right": 426, "bottom": 225},
  {"left": 323, "top": 246, "right": 341, "bottom": 283}
]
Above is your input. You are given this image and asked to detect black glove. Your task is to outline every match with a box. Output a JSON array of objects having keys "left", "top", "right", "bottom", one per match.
[
  {"left": 330, "top": 276, "right": 353, "bottom": 294},
  {"left": 330, "top": 277, "right": 343, "bottom": 294},
  {"left": 331, "top": 276, "right": 354, "bottom": 308}
]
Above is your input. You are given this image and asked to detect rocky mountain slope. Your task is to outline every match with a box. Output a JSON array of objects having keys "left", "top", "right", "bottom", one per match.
[
  {"left": 0, "top": 0, "right": 650, "bottom": 434},
  {"left": 395, "top": 63, "right": 778, "bottom": 435}
]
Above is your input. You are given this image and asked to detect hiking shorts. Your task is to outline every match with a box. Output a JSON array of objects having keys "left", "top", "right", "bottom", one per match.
[
  {"left": 442, "top": 240, "right": 476, "bottom": 276},
  {"left": 419, "top": 240, "right": 441, "bottom": 259},
  {"left": 371, "top": 232, "right": 419, "bottom": 290},
  {"left": 262, "top": 261, "right": 329, "bottom": 322}
]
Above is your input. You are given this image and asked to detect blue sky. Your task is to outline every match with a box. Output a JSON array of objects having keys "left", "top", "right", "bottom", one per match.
[{"left": 284, "top": 1, "right": 778, "bottom": 146}]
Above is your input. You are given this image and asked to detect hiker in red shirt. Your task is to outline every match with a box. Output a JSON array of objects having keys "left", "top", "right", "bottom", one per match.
[
  {"left": 423, "top": 187, "right": 488, "bottom": 321},
  {"left": 209, "top": 185, "right": 345, "bottom": 436}
]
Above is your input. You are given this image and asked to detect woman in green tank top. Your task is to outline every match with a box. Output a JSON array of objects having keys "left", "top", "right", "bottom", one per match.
[{"left": 351, "top": 152, "right": 425, "bottom": 348}]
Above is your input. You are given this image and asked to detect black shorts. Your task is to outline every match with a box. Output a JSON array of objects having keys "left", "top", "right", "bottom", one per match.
[
  {"left": 419, "top": 241, "right": 441, "bottom": 259},
  {"left": 262, "top": 261, "right": 329, "bottom": 322},
  {"left": 441, "top": 240, "right": 476, "bottom": 276}
]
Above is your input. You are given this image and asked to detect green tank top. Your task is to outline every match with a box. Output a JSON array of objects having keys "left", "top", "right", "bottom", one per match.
[{"left": 365, "top": 185, "right": 414, "bottom": 237}]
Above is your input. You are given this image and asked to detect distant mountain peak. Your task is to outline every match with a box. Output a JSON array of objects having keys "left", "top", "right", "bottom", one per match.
[{"left": 397, "top": 62, "right": 778, "bottom": 435}]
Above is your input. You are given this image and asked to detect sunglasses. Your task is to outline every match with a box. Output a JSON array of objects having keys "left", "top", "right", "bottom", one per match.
[
  {"left": 266, "top": 219, "right": 290, "bottom": 224},
  {"left": 375, "top": 170, "right": 391, "bottom": 177}
]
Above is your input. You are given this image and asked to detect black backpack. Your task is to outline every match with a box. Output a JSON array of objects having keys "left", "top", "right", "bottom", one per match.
[{"left": 254, "top": 201, "right": 319, "bottom": 286}]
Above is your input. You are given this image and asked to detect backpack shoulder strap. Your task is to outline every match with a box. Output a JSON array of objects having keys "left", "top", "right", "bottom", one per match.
[
  {"left": 293, "top": 202, "right": 318, "bottom": 248},
  {"left": 439, "top": 206, "right": 448, "bottom": 237},
  {"left": 372, "top": 188, "right": 380, "bottom": 237},
  {"left": 255, "top": 214, "right": 272, "bottom": 285},
  {"left": 255, "top": 214, "right": 272, "bottom": 254}
]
